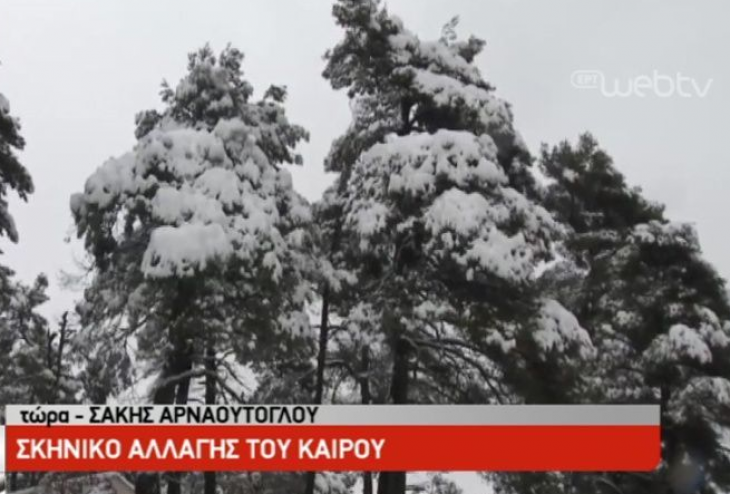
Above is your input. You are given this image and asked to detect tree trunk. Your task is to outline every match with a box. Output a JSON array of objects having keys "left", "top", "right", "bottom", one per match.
[
  {"left": 204, "top": 340, "right": 217, "bottom": 494},
  {"left": 8, "top": 473, "right": 17, "bottom": 492},
  {"left": 54, "top": 312, "right": 69, "bottom": 392},
  {"left": 135, "top": 473, "right": 159, "bottom": 494},
  {"left": 377, "top": 336, "right": 410, "bottom": 494},
  {"left": 167, "top": 339, "right": 193, "bottom": 494},
  {"left": 304, "top": 288, "right": 331, "bottom": 494},
  {"left": 137, "top": 331, "right": 193, "bottom": 494},
  {"left": 360, "top": 346, "right": 373, "bottom": 494}
]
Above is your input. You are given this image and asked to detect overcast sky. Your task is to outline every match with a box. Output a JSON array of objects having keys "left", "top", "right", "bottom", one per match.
[
  {"left": 2, "top": 0, "right": 730, "bottom": 318},
  {"left": 2, "top": 0, "right": 730, "bottom": 491}
]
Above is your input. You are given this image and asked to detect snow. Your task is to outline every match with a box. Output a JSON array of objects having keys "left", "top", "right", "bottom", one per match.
[
  {"left": 534, "top": 299, "right": 594, "bottom": 358},
  {"left": 193, "top": 167, "right": 243, "bottom": 206},
  {"left": 645, "top": 323, "right": 713, "bottom": 365},
  {"left": 562, "top": 168, "right": 578, "bottom": 182},
  {"left": 109, "top": 119, "right": 262, "bottom": 200},
  {"left": 151, "top": 185, "right": 226, "bottom": 225},
  {"left": 669, "top": 376, "right": 730, "bottom": 423},
  {"left": 73, "top": 152, "right": 138, "bottom": 209},
  {"left": 694, "top": 306, "right": 730, "bottom": 348},
  {"left": 73, "top": 115, "right": 309, "bottom": 280},
  {"left": 485, "top": 330, "right": 517, "bottom": 353},
  {"left": 337, "top": 301, "right": 387, "bottom": 349},
  {"left": 381, "top": 17, "right": 514, "bottom": 133},
  {"left": 615, "top": 310, "right": 638, "bottom": 328},
  {"left": 387, "top": 29, "right": 483, "bottom": 86},
  {"left": 144, "top": 126, "right": 229, "bottom": 176},
  {"left": 345, "top": 126, "right": 560, "bottom": 284},
  {"left": 425, "top": 189, "right": 492, "bottom": 235},
  {"left": 142, "top": 223, "right": 234, "bottom": 277},
  {"left": 349, "top": 130, "right": 507, "bottom": 242},
  {"left": 351, "top": 201, "right": 389, "bottom": 238},
  {"left": 364, "top": 130, "right": 505, "bottom": 192},
  {"left": 458, "top": 230, "right": 533, "bottom": 282},
  {"left": 666, "top": 324, "right": 713, "bottom": 364},
  {"left": 632, "top": 220, "right": 698, "bottom": 249},
  {"left": 404, "top": 68, "right": 512, "bottom": 127},
  {"left": 314, "top": 472, "right": 349, "bottom": 494},
  {"left": 687, "top": 377, "right": 730, "bottom": 406},
  {"left": 423, "top": 187, "right": 538, "bottom": 281},
  {"left": 500, "top": 187, "right": 559, "bottom": 236}
]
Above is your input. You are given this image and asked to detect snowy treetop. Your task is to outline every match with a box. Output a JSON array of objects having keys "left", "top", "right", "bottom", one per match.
[
  {"left": 72, "top": 46, "right": 311, "bottom": 282},
  {"left": 632, "top": 220, "right": 699, "bottom": 250},
  {"left": 345, "top": 128, "right": 559, "bottom": 284},
  {"left": 326, "top": 0, "right": 517, "bottom": 141},
  {"left": 72, "top": 116, "right": 310, "bottom": 279}
]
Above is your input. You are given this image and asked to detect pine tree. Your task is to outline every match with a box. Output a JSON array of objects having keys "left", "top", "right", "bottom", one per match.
[
  {"left": 0, "top": 86, "right": 33, "bottom": 247},
  {"left": 71, "top": 45, "right": 313, "bottom": 494},
  {"left": 322, "top": 3, "right": 592, "bottom": 494},
  {"left": 0, "top": 83, "right": 35, "bottom": 364},
  {"left": 0, "top": 276, "right": 79, "bottom": 491},
  {"left": 0, "top": 79, "right": 80, "bottom": 407},
  {"left": 0, "top": 82, "right": 82, "bottom": 493},
  {"left": 512, "top": 133, "right": 730, "bottom": 494},
  {"left": 0, "top": 276, "right": 77, "bottom": 405}
]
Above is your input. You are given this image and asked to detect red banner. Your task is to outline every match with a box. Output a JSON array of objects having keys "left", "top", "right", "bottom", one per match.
[{"left": 5, "top": 424, "right": 660, "bottom": 472}]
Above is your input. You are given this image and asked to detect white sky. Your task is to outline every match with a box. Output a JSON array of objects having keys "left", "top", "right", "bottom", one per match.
[
  {"left": 1, "top": 0, "right": 729, "bottom": 320},
  {"left": 1, "top": 1, "right": 729, "bottom": 491}
]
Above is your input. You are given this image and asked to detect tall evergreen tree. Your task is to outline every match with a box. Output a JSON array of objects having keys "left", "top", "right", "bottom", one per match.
[
  {"left": 0, "top": 86, "right": 33, "bottom": 246},
  {"left": 321, "top": 3, "right": 592, "bottom": 494},
  {"left": 0, "top": 80, "right": 82, "bottom": 493},
  {"left": 0, "top": 276, "right": 77, "bottom": 405},
  {"left": 71, "top": 45, "right": 313, "bottom": 494},
  {"left": 499, "top": 134, "right": 730, "bottom": 494},
  {"left": 0, "top": 278, "right": 79, "bottom": 492},
  {"left": 0, "top": 82, "right": 30, "bottom": 377},
  {"left": 0, "top": 83, "right": 35, "bottom": 347}
]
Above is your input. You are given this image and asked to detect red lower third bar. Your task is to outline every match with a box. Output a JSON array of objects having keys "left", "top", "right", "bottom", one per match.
[{"left": 5, "top": 425, "right": 661, "bottom": 472}]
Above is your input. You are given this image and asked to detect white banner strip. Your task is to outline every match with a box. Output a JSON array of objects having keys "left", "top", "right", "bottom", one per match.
[
  {"left": 4, "top": 405, "right": 660, "bottom": 426},
  {"left": 0, "top": 425, "right": 5, "bottom": 474}
]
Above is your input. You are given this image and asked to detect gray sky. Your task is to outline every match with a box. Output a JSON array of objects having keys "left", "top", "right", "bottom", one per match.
[
  {"left": 2, "top": 0, "right": 730, "bottom": 319},
  {"left": 1, "top": 1, "right": 729, "bottom": 488}
]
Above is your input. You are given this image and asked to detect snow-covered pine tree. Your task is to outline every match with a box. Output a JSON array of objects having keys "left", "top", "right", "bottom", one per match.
[
  {"left": 0, "top": 84, "right": 35, "bottom": 353},
  {"left": 0, "top": 83, "right": 81, "bottom": 492},
  {"left": 0, "top": 276, "right": 79, "bottom": 491},
  {"left": 71, "top": 45, "right": 313, "bottom": 494},
  {"left": 0, "top": 276, "right": 77, "bottom": 405},
  {"left": 0, "top": 85, "right": 33, "bottom": 247},
  {"left": 527, "top": 133, "right": 730, "bottom": 494},
  {"left": 0, "top": 82, "right": 28, "bottom": 383},
  {"left": 323, "top": 3, "right": 593, "bottom": 494}
]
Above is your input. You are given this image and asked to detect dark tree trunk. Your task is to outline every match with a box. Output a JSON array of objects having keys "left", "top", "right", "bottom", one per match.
[
  {"left": 162, "top": 285, "right": 195, "bottom": 494},
  {"left": 135, "top": 473, "right": 160, "bottom": 494},
  {"left": 314, "top": 288, "right": 331, "bottom": 405},
  {"left": 137, "top": 326, "right": 193, "bottom": 494},
  {"left": 304, "top": 288, "right": 331, "bottom": 494},
  {"left": 204, "top": 340, "right": 217, "bottom": 494},
  {"left": 8, "top": 473, "right": 17, "bottom": 492},
  {"left": 360, "top": 346, "right": 373, "bottom": 494},
  {"left": 377, "top": 337, "right": 410, "bottom": 494},
  {"left": 54, "top": 312, "right": 69, "bottom": 391},
  {"left": 167, "top": 339, "right": 193, "bottom": 494}
]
